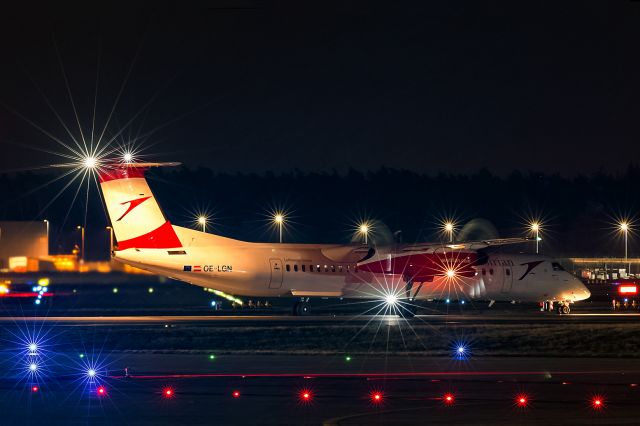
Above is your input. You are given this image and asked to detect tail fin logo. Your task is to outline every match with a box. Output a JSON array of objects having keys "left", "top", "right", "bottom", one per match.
[{"left": 117, "top": 196, "right": 153, "bottom": 222}]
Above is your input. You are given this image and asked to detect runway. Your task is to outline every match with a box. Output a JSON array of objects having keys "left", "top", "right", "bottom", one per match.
[
  {"left": 0, "top": 309, "right": 638, "bottom": 424},
  {"left": 0, "top": 354, "right": 638, "bottom": 425},
  {"left": 0, "top": 311, "right": 639, "bottom": 326}
]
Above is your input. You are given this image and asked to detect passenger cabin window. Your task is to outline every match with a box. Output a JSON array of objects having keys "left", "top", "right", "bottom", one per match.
[
  {"left": 302, "top": 265, "right": 306, "bottom": 272},
  {"left": 317, "top": 264, "right": 321, "bottom": 272},
  {"left": 346, "top": 265, "right": 350, "bottom": 272},
  {"left": 552, "top": 262, "right": 565, "bottom": 272},
  {"left": 489, "top": 268, "right": 494, "bottom": 275},
  {"left": 339, "top": 265, "right": 343, "bottom": 273},
  {"left": 324, "top": 265, "right": 328, "bottom": 272},
  {"left": 331, "top": 265, "right": 336, "bottom": 273},
  {"left": 294, "top": 264, "right": 298, "bottom": 272},
  {"left": 505, "top": 268, "right": 511, "bottom": 276},
  {"left": 286, "top": 264, "right": 290, "bottom": 272},
  {"left": 310, "top": 265, "right": 314, "bottom": 272}
]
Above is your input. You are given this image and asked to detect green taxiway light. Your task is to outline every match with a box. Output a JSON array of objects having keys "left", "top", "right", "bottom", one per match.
[
  {"left": 345, "top": 356, "right": 352, "bottom": 362},
  {"left": 209, "top": 354, "right": 216, "bottom": 360}
]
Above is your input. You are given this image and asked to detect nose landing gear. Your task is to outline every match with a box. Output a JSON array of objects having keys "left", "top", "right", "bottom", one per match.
[{"left": 541, "top": 300, "right": 571, "bottom": 314}]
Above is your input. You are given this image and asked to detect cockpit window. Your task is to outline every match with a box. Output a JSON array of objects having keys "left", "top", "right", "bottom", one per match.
[{"left": 551, "top": 262, "right": 565, "bottom": 272}]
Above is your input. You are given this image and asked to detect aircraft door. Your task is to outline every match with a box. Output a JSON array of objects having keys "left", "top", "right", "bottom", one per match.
[
  {"left": 501, "top": 266, "right": 513, "bottom": 293},
  {"left": 269, "top": 258, "right": 283, "bottom": 289}
]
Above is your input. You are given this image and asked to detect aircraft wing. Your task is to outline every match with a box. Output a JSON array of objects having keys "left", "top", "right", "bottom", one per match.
[{"left": 400, "top": 237, "right": 533, "bottom": 252}]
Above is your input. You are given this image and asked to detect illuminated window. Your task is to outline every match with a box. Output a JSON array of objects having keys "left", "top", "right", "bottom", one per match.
[
  {"left": 339, "top": 265, "right": 343, "bottom": 273},
  {"left": 506, "top": 268, "right": 511, "bottom": 276},
  {"left": 302, "top": 265, "right": 306, "bottom": 272},
  {"left": 294, "top": 264, "right": 298, "bottom": 272},
  {"left": 286, "top": 264, "right": 290, "bottom": 272},
  {"left": 331, "top": 265, "right": 336, "bottom": 272},
  {"left": 317, "top": 264, "right": 321, "bottom": 272},
  {"left": 324, "top": 265, "right": 328, "bottom": 272},
  {"left": 346, "top": 265, "right": 350, "bottom": 272}
]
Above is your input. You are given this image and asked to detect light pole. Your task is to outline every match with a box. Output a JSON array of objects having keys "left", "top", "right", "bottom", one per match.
[
  {"left": 444, "top": 222, "right": 454, "bottom": 243},
  {"left": 106, "top": 226, "right": 114, "bottom": 254},
  {"left": 198, "top": 216, "right": 207, "bottom": 233},
  {"left": 359, "top": 223, "right": 369, "bottom": 245},
  {"left": 620, "top": 222, "right": 629, "bottom": 274},
  {"left": 77, "top": 225, "right": 85, "bottom": 263},
  {"left": 531, "top": 222, "right": 540, "bottom": 254},
  {"left": 43, "top": 220, "right": 49, "bottom": 255},
  {"left": 274, "top": 214, "right": 284, "bottom": 243}
]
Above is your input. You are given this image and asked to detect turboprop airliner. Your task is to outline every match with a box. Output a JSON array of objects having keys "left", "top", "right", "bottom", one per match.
[{"left": 97, "top": 162, "right": 590, "bottom": 316}]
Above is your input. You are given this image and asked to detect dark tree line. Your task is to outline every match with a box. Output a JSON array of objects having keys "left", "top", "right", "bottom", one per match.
[{"left": 1, "top": 165, "right": 639, "bottom": 260}]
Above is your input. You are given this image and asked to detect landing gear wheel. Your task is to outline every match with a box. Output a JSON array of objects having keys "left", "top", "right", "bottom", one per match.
[
  {"left": 561, "top": 304, "right": 570, "bottom": 315},
  {"left": 293, "top": 302, "right": 311, "bottom": 316}
]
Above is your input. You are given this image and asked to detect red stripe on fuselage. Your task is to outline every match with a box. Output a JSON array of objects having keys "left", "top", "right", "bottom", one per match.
[
  {"left": 98, "top": 167, "right": 147, "bottom": 183},
  {"left": 359, "top": 252, "right": 478, "bottom": 281},
  {"left": 117, "top": 221, "right": 182, "bottom": 250}
]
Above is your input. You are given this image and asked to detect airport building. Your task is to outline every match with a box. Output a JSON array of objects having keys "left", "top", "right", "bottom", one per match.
[{"left": 0, "top": 221, "right": 48, "bottom": 272}]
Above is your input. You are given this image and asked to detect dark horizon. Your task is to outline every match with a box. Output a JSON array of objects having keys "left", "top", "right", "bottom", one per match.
[{"left": 1, "top": 164, "right": 638, "bottom": 260}]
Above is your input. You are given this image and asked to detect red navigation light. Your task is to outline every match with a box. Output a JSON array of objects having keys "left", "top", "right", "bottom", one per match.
[
  {"left": 31, "top": 385, "right": 39, "bottom": 393},
  {"left": 443, "top": 393, "right": 455, "bottom": 405},
  {"left": 232, "top": 390, "right": 240, "bottom": 398},
  {"left": 163, "top": 387, "right": 174, "bottom": 398},
  {"left": 591, "top": 395, "right": 604, "bottom": 410},
  {"left": 97, "top": 386, "right": 106, "bottom": 396},
  {"left": 516, "top": 394, "right": 529, "bottom": 407},
  {"left": 619, "top": 285, "right": 637, "bottom": 295},
  {"left": 371, "top": 392, "right": 383, "bottom": 403}
]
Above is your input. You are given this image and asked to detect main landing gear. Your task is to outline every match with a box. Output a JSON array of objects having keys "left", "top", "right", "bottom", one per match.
[
  {"left": 292, "top": 299, "right": 311, "bottom": 316},
  {"left": 541, "top": 301, "right": 571, "bottom": 315}
]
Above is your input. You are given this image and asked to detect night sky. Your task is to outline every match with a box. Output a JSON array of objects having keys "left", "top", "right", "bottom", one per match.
[{"left": 1, "top": 1, "right": 639, "bottom": 175}]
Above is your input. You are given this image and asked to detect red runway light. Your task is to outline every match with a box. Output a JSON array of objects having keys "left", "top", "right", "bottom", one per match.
[
  {"left": 591, "top": 396, "right": 604, "bottom": 410},
  {"left": 371, "top": 392, "right": 383, "bottom": 403},
  {"left": 516, "top": 394, "right": 529, "bottom": 407},
  {"left": 232, "top": 390, "right": 240, "bottom": 398},
  {"left": 443, "top": 393, "right": 455, "bottom": 405},
  {"left": 299, "top": 390, "right": 312, "bottom": 402}
]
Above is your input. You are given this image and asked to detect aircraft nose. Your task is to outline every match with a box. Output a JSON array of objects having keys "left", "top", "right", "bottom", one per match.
[{"left": 575, "top": 278, "right": 591, "bottom": 300}]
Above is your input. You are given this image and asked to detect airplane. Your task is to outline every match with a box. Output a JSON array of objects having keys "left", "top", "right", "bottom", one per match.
[{"left": 97, "top": 162, "right": 591, "bottom": 316}]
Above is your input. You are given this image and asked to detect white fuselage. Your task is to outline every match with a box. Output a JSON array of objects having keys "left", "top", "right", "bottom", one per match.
[
  {"left": 114, "top": 225, "right": 590, "bottom": 303},
  {"left": 97, "top": 164, "right": 590, "bottom": 305}
]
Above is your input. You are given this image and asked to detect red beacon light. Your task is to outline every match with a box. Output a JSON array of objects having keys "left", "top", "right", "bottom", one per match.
[
  {"left": 163, "top": 387, "right": 174, "bottom": 398},
  {"left": 232, "top": 390, "right": 241, "bottom": 398},
  {"left": 97, "top": 386, "right": 106, "bottom": 396},
  {"left": 31, "top": 385, "right": 39, "bottom": 393},
  {"left": 371, "top": 392, "right": 383, "bottom": 403}
]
